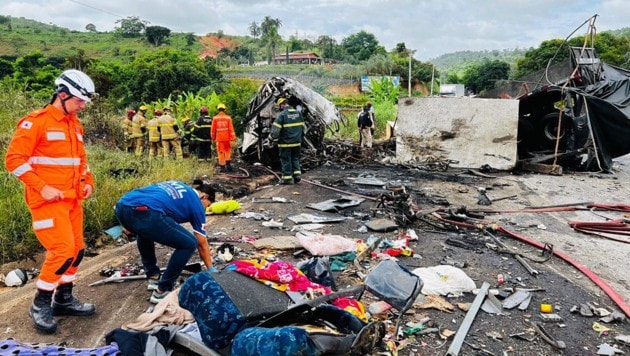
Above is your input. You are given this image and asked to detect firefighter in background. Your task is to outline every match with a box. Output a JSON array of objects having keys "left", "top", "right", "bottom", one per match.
[
  {"left": 4, "top": 69, "right": 97, "bottom": 333},
  {"left": 181, "top": 116, "right": 195, "bottom": 157},
  {"left": 147, "top": 109, "right": 162, "bottom": 159},
  {"left": 270, "top": 97, "right": 305, "bottom": 185},
  {"left": 122, "top": 109, "right": 135, "bottom": 153},
  {"left": 131, "top": 105, "right": 148, "bottom": 156},
  {"left": 211, "top": 103, "right": 236, "bottom": 172},
  {"left": 158, "top": 107, "right": 183, "bottom": 159},
  {"left": 191, "top": 106, "right": 213, "bottom": 162}
]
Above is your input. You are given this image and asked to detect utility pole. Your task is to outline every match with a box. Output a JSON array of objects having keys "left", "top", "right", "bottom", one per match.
[
  {"left": 408, "top": 50, "right": 415, "bottom": 97},
  {"left": 430, "top": 63, "right": 435, "bottom": 96}
]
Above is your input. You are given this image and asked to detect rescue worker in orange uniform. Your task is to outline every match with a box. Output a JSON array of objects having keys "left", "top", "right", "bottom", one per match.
[
  {"left": 147, "top": 109, "right": 163, "bottom": 159},
  {"left": 211, "top": 103, "right": 236, "bottom": 172},
  {"left": 122, "top": 109, "right": 135, "bottom": 153},
  {"left": 4, "top": 69, "right": 97, "bottom": 334},
  {"left": 131, "top": 105, "right": 147, "bottom": 156},
  {"left": 158, "top": 107, "right": 183, "bottom": 159}
]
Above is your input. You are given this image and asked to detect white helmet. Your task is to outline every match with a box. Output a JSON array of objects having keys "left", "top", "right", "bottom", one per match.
[
  {"left": 54, "top": 69, "right": 97, "bottom": 102},
  {"left": 4, "top": 268, "right": 28, "bottom": 287}
]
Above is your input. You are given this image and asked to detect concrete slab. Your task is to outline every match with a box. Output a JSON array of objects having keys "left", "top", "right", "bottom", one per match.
[{"left": 396, "top": 97, "right": 519, "bottom": 170}]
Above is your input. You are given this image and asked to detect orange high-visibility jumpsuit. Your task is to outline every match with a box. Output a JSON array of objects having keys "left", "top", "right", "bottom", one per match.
[
  {"left": 4, "top": 105, "right": 94, "bottom": 292},
  {"left": 211, "top": 112, "right": 236, "bottom": 166}
]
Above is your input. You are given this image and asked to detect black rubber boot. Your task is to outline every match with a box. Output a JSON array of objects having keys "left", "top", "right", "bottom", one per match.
[
  {"left": 30, "top": 289, "right": 57, "bottom": 334},
  {"left": 52, "top": 283, "right": 96, "bottom": 316}
]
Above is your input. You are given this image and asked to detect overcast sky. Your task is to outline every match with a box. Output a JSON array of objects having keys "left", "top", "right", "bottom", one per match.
[{"left": 1, "top": 0, "right": 627, "bottom": 61}]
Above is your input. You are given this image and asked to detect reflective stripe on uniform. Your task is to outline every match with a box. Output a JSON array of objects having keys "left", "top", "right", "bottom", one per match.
[
  {"left": 282, "top": 122, "right": 305, "bottom": 128},
  {"left": 33, "top": 218, "right": 54, "bottom": 230},
  {"left": 278, "top": 143, "right": 301, "bottom": 148},
  {"left": 46, "top": 132, "right": 66, "bottom": 141},
  {"left": 29, "top": 157, "right": 81, "bottom": 166},
  {"left": 11, "top": 162, "right": 33, "bottom": 177},
  {"left": 36, "top": 279, "right": 57, "bottom": 291},
  {"left": 60, "top": 274, "right": 77, "bottom": 283}
]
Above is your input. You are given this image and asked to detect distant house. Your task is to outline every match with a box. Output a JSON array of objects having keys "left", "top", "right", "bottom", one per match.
[{"left": 273, "top": 52, "right": 321, "bottom": 65}]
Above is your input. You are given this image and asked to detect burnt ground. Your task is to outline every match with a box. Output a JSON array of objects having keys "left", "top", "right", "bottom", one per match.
[{"left": 0, "top": 155, "right": 629, "bottom": 355}]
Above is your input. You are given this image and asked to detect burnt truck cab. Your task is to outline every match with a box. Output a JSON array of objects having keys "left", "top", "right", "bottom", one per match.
[{"left": 513, "top": 47, "right": 630, "bottom": 171}]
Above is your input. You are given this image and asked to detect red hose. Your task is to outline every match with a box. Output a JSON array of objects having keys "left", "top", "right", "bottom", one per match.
[
  {"left": 430, "top": 213, "right": 630, "bottom": 317},
  {"left": 497, "top": 226, "right": 630, "bottom": 318}
]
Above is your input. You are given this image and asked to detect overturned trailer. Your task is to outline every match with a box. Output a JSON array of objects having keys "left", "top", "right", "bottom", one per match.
[{"left": 241, "top": 77, "right": 345, "bottom": 167}]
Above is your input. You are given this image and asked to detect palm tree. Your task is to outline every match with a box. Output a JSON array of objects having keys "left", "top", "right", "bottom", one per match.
[
  {"left": 266, "top": 27, "right": 282, "bottom": 63},
  {"left": 260, "top": 16, "right": 282, "bottom": 37},
  {"left": 248, "top": 21, "right": 261, "bottom": 39},
  {"left": 260, "top": 16, "right": 283, "bottom": 63}
]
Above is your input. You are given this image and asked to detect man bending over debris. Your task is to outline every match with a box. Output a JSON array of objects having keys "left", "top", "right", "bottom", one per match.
[
  {"left": 114, "top": 180, "right": 215, "bottom": 303},
  {"left": 271, "top": 97, "right": 305, "bottom": 185}
]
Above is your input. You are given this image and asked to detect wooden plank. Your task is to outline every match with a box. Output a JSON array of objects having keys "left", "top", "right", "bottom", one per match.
[{"left": 519, "top": 161, "right": 563, "bottom": 175}]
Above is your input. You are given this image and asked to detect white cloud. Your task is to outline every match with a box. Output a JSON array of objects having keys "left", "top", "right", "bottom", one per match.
[{"left": 1, "top": 0, "right": 627, "bottom": 60}]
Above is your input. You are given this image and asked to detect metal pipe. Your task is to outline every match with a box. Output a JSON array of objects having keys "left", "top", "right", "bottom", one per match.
[{"left": 446, "top": 281, "right": 490, "bottom": 356}]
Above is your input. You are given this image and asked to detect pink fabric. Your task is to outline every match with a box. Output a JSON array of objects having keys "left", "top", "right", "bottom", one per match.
[
  {"left": 229, "top": 259, "right": 328, "bottom": 293},
  {"left": 228, "top": 259, "right": 367, "bottom": 321}
]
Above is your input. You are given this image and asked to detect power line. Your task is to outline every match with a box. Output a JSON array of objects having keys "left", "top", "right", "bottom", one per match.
[{"left": 67, "top": 0, "right": 125, "bottom": 19}]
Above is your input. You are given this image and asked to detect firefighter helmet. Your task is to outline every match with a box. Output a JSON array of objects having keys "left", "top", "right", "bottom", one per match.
[
  {"left": 217, "top": 103, "right": 226, "bottom": 110},
  {"left": 127, "top": 109, "right": 136, "bottom": 117},
  {"left": 200, "top": 106, "right": 209, "bottom": 114},
  {"left": 54, "top": 69, "right": 96, "bottom": 102},
  {"left": 154, "top": 109, "right": 163, "bottom": 116},
  {"left": 276, "top": 97, "right": 288, "bottom": 106}
]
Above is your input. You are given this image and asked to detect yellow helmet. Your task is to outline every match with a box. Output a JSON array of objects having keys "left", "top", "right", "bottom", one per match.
[
  {"left": 276, "top": 98, "right": 288, "bottom": 106},
  {"left": 217, "top": 103, "right": 227, "bottom": 110},
  {"left": 139, "top": 105, "right": 148, "bottom": 111}
]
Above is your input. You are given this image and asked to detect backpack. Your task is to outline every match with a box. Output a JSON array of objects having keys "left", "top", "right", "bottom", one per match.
[{"left": 358, "top": 111, "right": 372, "bottom": 128}]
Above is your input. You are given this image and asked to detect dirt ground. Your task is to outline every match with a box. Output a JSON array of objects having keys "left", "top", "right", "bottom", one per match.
[{"left": 1, "top": 154, "right": 629, "bottom": 355}]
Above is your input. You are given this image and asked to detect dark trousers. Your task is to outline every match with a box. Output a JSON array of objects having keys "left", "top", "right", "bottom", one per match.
[
  {"left": 114, "top": 203, "right": 197, "bottom": 292},
  {"left": 196, "top": 142, "right": 212, "bottom": 161},
  {"left": 279, "top": 146, "right": 301, "bottom": 182}
]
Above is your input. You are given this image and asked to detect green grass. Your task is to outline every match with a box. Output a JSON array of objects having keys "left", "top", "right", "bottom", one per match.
[
  {"left": 0, "top": 79, "right": 216, "bottom": 263},
  {"left": 0, "top": 17, "right": 202, "bottom": 64}
]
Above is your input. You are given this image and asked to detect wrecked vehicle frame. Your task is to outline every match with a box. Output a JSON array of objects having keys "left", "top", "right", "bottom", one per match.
[{"left": 240, "top": 76, "right": 346, "bottom": 168}]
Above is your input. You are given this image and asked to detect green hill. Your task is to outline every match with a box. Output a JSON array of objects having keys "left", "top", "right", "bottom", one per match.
[
  {"left": 0, "top": 15, "right": 204, "bottom": 64},
  {"left": 431, "top": 48, "right": 527, "bottom": 78}
]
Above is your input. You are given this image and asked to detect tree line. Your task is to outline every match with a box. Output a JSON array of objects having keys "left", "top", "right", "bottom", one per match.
[{"left": 0, "top": 14, "right": 628, "bottom": 102}]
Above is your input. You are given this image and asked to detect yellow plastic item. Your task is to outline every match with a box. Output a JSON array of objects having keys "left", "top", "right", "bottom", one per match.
[
  {"left": 540, "top": 304, "right": 553, "bottom": 313},
  {"left": 208, "top": 200, "right": 241, "bottom": 215}
]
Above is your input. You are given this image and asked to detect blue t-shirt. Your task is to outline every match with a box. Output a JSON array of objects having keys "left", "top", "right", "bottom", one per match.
[{"left": 118, "top": 181, "right": 207, "bottom": 236}]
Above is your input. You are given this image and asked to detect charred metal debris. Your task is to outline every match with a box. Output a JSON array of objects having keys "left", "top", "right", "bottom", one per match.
[{"left": 241, "top": 76, "right": 347, "bottom": 168}]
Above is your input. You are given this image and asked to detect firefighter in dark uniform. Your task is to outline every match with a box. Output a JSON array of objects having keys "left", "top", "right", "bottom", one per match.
[
  {"left": 270, "top": 97, "right": 305, "bottom": 185},
  {"left": 191, "top": 106, "right": 213, "bottom": 162}
]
